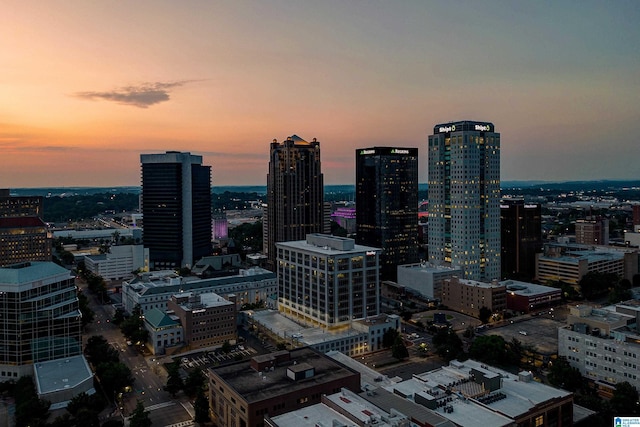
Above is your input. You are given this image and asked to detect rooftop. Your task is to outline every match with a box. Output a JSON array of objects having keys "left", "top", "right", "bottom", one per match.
[
  {"left": 502, "top": 280, "right": 560, "bottom": 296},
  {"left": 209, "top": 347, "right": 359, "bottom": 404},
  {"left": 0, "top": 261, "right": 71, "bottom": 286},
  {"left": 276, "top": 234, "right": 380, "bottom": 256},
  {"left": 401, "top": 359, "right": 571, "bottom": 423},
  {"left": 33, "top": 355, "right": 93, "bottom": 396},
  {"left": 126, "top": 267, "right": 275, "bottom": 296}
]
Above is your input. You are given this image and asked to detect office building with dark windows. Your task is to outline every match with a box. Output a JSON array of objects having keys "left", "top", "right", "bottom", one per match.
[
  {"left": 428, "top": 121, "right": 501, "bottom": 281},
  {"left": 501, "top": 199, "right": 542, "bottom": 281},
  {"left": 355, "top": 147, "right": 419, "bottom": 281},
  {"left": 276, "top": 234, "right": 381, "bottom": 330},
  {"left": 265, "top": 135, "right": 324, "bottom": 270},
  {"left": 141, "top": 151, "right": 212, "bottom": 269}
]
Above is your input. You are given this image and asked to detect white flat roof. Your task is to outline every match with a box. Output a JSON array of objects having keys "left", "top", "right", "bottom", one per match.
[{"left": 33, "top": 355, "right": 93, "bottom": 395}]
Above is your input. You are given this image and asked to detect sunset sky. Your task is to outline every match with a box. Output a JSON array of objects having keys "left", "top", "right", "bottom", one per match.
[{"left": 2, "top": 1, "right": 639, "bottom": 188}]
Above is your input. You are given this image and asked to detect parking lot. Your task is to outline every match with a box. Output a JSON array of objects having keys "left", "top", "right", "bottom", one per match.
[{"left": 177, "top": 346, "right": 256, "bottom": 370}]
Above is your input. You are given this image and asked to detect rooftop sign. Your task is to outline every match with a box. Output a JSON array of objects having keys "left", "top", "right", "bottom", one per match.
[{"left": 433, "top": 121, "right": 495, "bottom": 134}]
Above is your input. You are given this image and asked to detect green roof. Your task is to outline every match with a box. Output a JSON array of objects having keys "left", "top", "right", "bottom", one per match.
[{"left": 144, "top": 308, "right": 178, "bottom": 328}]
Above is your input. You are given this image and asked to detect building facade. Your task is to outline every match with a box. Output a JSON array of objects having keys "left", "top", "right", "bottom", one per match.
[
  {"left": 440, "top": 276, "right": 506, "bottom": 318},
  {"left": 396, "top": 262, "right": 463, "bottom": 300},
  {"left": 502, "top": 280, "right": 562, "bottom": 313},
  {"left": 122, "top": 267, "right": 277, "bottom": 314},
  {"left": 535, "top": 243, "right": 630, "bottom": 286},
  {"left": 558, "top": 302, "right": 640, "bottom": 397},
  {"left": 356, "top": 147, "right": 419, "bottom": 281},
  {"left": 500, "top": 199, "right": 542, "bottom": 281},
  {"left": 276, "top": 234, "right": 381, "bottom": 330},
  {"left": 208, "top": 348, "right": 361, "bottom": 427},
  {"left": 141, "top": 151, "right": 212, "bottom": 269},
  {"left": 84, "top": 244, "right": 149, "bottom": 281},
  {"left": 0, "top": 189, "right": 51, "bottom": 267},
  {"left": 0, "top": 262, "right": 82, "bottom": 380},
  {"left": 167, "top": 292, "right": 236, "bottom": 350},
  {"left": 575, "top": 217, "right": 609, "bottom": 246},
  {"left": 428, "top": 121, "right": 501, "bottom": 281},
  {"left": 265, "top": 136, "right": 324, "bottom": 270},
  {"left": 143, "top": 307, "right": 184, "bottom": 355}
]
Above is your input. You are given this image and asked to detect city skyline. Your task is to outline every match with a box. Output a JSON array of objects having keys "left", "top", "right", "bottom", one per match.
[{"left": 2, "top": 1, "right": 639, "bottom": 188}]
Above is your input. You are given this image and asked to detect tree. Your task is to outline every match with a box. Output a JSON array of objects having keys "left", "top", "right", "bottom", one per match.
[
  {"left": 391, "top": 335, "right": 409, "bottom": 360},
  {"left": 194, "top": 387, "right": 211, "bottom": 424},
  {"left": 14, "top": 376, "right": 50, "bottom": 427},
  {"left": 78, "top": 292, "right": 95, "bottom": 328},
  {"left": 120, "top": 305, "right": 148, "bottom": 345},
  {"left": 469, "top": 335, "right": 517, "bottom": 366},
  {"left": 609, "top": 381, "right": 640, "bottom": 416},
  {"left": 184, "top": 368, "right": 206, "bottom": 398},
  {"left": 432, "top": 328, "right": 464, "bottom": 361},
  {"left": 96, "top": 362, "right": 134, "bottom": 396},
  {"left": 579, "top": 271, "right": 618, "bottom": 300},
  {"left": 128, "top": 400, "right": 152, "bottom": 427},
  {"left": 66, "top": 391, "right": 105, "bottom": 425},
  {"left": 547, "top": 357, "right": 585, "bottom": 392},
  {"left": 382, "top": 328, "right": 400, "bottom": 348},
  {"left": 478, "top": 306, "right": 492, "bottom": 324},
  {"left": 164, "top": 361, "right": 184, "bottom": 397},
  {"left": 221, "top": 340, "right": 232, "bottom": 354},
  {"left": 85, "top": 335, "right": 119, "bottom": 367}
]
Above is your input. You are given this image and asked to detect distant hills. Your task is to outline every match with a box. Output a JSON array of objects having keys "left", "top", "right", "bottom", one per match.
[{"left": 9, "top": 180, "right": 640, "bottom": 197}]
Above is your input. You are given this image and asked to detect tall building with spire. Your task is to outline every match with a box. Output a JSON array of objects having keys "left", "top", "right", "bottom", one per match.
[
  {"left": 265, "top": 135, "right": 324, "bottom": 270},
  {"left": 141, "top": 151, "right": 212, "bottom": 269},
  {"left": 355, "top": 147, "right": 419, "bottom": 280},
  {"left": 428, "top": 121, "right": 501, "bottom": 281}
]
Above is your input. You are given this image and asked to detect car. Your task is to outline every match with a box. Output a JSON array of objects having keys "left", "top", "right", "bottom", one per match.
[{"left": 519, "top": 331, "right": 528, "bottom": 336}]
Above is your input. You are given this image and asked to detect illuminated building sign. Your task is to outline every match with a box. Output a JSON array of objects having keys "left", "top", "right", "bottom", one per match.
[
  {"left": 391, "top": 149, "right": 410, "bottom": 155},
  {"left": 366, "top": 251, "right": 377, "bottom": 256},
  {"left": 360, "top": 149, "right": 375, "bottom": 155},
  {"left": 434, "top": 122, "right": 494, "bottom": 134}
]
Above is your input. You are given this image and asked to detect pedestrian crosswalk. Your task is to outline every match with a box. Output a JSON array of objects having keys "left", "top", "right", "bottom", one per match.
[{"left": 145, "top": 401, "right": 176, "bottom": 411}]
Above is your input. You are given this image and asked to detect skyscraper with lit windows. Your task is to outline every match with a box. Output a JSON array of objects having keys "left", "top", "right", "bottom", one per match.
[
  {"left": 355, "top": 147, "right": 419, "bottom": 280},
  {"left": 265, "top": 135, "right": 324, "bottom": 270},
  {"left": 427, "top": 121, "right": 501, "bottom": 281}
]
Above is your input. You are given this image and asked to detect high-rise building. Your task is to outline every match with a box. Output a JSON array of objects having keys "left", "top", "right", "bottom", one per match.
[
  {"left": 0, "top": 262, "right": 82, "bottom": 379},
  {"left": 265, "top": 136, "right": 324, "bottom": 270},
  {"left": 356, "top": 147, "right": 419, "bottom": 281},
  {"left": 428, "top": 121, "right": 501, "bottom": 281},
  {"left": 0, "top": 189, "right": 52, "bottom": 266},
  {"left": 276, "top": 234, "right": 381, "bottom": 330},
  {"left": 501, "top": 199, "right": 542, "bottom": 281},
  {"left": 141, "top": 151, "right": 212, "bottom": 269}
]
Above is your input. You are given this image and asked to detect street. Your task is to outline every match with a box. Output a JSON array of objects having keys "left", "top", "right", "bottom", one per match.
[{"left": 81, "top": 279, "right": 193, "bottom": 426}]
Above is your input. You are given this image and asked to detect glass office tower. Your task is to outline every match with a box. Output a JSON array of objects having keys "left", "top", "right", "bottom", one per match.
[
  {"left": 141, "top": 151, "right": 212, "bottom": 269},
  {"left": 356, "top": 147, "right": 419, "bottom": 281}
]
